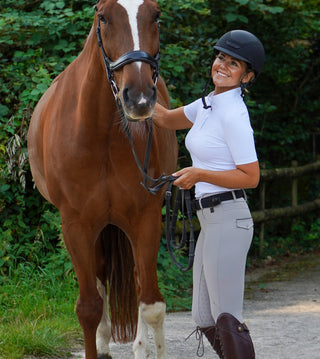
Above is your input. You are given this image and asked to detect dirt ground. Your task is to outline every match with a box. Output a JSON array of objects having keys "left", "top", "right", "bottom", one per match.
[{"left": 71, "top": 253, "right": 320, "bottom": 359}]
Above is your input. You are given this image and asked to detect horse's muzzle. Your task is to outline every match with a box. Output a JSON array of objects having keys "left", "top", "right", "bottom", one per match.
[{"left": 121, "top": 84, "right": 157, "bottom": 121}]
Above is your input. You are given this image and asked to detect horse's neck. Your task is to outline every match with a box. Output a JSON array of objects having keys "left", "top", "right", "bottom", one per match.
[
  {"left": 78, "top": 24, "right": 107, "bottom": 85},
  {"left": 64, "top": 24, "right": 113, "bottom": 124}
]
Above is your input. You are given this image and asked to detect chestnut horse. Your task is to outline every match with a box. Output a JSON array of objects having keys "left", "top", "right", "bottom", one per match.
[{"left": 27, "top": 0, "right": 177, "bottom": 358}]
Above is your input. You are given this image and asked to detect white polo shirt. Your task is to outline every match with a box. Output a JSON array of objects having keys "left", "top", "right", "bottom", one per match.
[{"left": 184, "top": 87, "right": 258, "bottom": 198}]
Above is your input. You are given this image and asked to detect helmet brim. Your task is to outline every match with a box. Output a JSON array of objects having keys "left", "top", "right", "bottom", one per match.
[{"left": 213, "top": 45, "right": 252, "bottom": 67}]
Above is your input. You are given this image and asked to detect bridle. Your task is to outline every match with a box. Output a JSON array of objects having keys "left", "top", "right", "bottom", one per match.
[
  {"left": 95, "top": 15, "right": 160, "bottom": 99},
  {"left": 95, "top": 2, "right": 194, "bottom": 271},
  {"left": 94, "top": 5, "right": 172, "bottom": 194}
]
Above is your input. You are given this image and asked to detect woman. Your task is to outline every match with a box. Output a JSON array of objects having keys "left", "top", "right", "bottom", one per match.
[{"left": 153, "top": 30, "right": 265, "bottom": 358}]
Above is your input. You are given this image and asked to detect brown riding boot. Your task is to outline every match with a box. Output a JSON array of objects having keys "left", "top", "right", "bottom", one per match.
[
  {"left": 216, "top": 313, "right": 255, "bottom": 359},
  {"left": 200, "top": 326, "right": 223, "bottom": 358}
]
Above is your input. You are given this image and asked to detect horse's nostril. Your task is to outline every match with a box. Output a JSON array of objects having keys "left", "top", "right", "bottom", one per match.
[
  {"left": 123, "top": 87, "right": 130, "bottom": 104},
  {"left": 122, "top": 86, "right": 155, "bottom": 107},
  {"left": 151, "top": 85, "right": 157, "bottom": 102}
]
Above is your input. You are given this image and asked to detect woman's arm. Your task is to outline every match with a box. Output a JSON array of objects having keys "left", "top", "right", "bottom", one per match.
[
  {"left": 172, "top": 161, "right": 260, "bottom": 190},
  {"left": 152, "top": 103, "right": 193, "bottom": 130}
]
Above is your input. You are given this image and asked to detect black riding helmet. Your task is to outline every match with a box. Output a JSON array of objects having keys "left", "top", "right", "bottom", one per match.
[
  {"left": 202, "top": 30, "right": 265, "bottom": 108},
  {"left": 213, "top": 30, "right": 265, "bottom": 77}
]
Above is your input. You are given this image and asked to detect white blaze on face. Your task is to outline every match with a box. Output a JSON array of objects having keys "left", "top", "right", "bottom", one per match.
[{"left": 118, "top": 0, "right": 144, "bottom": 69}]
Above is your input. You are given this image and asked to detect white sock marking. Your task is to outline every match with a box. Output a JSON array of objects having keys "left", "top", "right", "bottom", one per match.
[
  {"left": 133, "top": 302, "right": 168, "bottom": 359},
  {"left": 96, "top": 278, "right": 112, "bottom": 355}
]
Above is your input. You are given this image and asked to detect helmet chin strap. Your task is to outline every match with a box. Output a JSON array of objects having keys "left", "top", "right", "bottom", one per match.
[
  {"left": 201, "top": 77, "right": 213, "bottom": 109},
  {"left": 201, "top": 52, "right": 216, "bottom": 109}
]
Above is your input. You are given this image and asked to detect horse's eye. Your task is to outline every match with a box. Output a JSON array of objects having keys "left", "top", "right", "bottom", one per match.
[
  {"left": 154, "top": 11, "right": 160, "bottom": 23},
  {"left": 99, "top": 15, "right": 108, "bottom": 24}
]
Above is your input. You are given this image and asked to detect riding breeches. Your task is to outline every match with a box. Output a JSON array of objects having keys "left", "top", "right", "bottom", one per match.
[{"left": 192, "top": 197, "right": 253, "bottom": 327}]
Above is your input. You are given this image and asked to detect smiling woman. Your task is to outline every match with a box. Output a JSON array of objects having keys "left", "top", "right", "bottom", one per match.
[{"left": 152, "top": 29, "right": 265, "bottom": 359}]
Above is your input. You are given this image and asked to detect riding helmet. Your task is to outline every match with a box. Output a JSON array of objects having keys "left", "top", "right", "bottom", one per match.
[{"left": 213, "top": 30, "right": 265, "bottom": 76}]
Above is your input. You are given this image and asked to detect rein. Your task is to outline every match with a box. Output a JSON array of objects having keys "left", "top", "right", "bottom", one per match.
[
  {"left": 95, "top": 9, "right": 194, "bottom": 270},
  {"left": 165, "top": 183, "right": 195, "bottom": 271}
]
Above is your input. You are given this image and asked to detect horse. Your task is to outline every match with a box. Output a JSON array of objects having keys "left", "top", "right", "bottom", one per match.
[{"left": 27, "top": 0, "right": 178, "bottom": 358}]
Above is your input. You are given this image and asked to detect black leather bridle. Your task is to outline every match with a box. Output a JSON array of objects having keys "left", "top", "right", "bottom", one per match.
[
  {"left": 95, "top": 13, "right": 160, "bottom": 98},
  {"left": 94, "top": 5, "right": 171, "bottom": 194}
]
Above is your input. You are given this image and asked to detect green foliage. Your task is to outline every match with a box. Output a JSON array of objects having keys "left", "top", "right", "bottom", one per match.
[
  {"left": 157, "top": 238, "right": 193, "bottom": 311},
  {"left": 0, "top": 174, "right": 64, "bottom": 278},
  {"left": 261, "top": 217, "right": 320, "bottom": 258}
]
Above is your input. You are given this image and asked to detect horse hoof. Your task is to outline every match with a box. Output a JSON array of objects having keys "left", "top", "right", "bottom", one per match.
[{"left": 97, "top": 354, "right": 112, "bottom": 359}]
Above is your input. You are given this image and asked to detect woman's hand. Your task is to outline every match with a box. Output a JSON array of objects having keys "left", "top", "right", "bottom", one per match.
[
  {"left": 152, "top": 104, "right": 193, "bottom": 130},
  {"left": 172, "top": 167, "right": 200, "bottom": 190}
]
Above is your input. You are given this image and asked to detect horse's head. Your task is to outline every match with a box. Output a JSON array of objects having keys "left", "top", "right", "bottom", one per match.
[{"left": 95, "top": 0, "right": 161, "bottom": 121}]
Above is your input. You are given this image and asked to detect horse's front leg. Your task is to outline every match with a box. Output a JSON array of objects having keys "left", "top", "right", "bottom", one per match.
[
  {"left": 131, "top": 215, "right": 168, "bottom": 359},
  {"left": 133, "top": 304, "right": 151, "bottom": 359},
  {"left": 61, "top": 216, "right": 103, "bottom": 359},
  {"left": 135, "top": 302, "right": 167, "bottom": 359}
]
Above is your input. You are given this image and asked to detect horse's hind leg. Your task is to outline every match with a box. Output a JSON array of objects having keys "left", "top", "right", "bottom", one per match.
[
  {"left": 96, "top": 278, "right": 112, "bottom": 359},
  {"left": 61, "top": 217, "right": 103, "bottom": 359},
  {"left": 95, "top": 237, "right": 112, "bottom": 359}
]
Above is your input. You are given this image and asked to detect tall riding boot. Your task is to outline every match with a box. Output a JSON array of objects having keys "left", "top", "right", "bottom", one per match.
[
  {"left": 216, "top": 313, "right": 255, "bottom": 359},
  {"left": 200, "top": 326, "right": 223, "bottom": 358}
]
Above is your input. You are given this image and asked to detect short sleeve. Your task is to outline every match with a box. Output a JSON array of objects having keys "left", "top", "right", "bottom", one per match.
[
  {"left": 183, "top": 98, "right": 203, "bottom": 124},
  {"left": 222, "top": 108, "right": 258, "bottom": 165}
]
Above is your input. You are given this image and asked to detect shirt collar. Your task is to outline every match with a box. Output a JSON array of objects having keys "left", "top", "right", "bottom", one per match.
[{"left": 206, "top": 87, "right": 242, "bottom": 107}]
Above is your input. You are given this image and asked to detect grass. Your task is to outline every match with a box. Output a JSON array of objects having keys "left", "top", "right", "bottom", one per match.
[{"left": 0, "top": 264, "right": 81, "bottom": 359}]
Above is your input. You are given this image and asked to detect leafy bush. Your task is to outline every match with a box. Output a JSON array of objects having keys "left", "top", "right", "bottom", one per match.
[{"left": 263, "top": 217, "right": 320, "bottom": 258}]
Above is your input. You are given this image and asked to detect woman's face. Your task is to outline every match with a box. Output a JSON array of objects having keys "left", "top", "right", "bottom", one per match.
[{"left": 211, "top": 52, "right": 254, "bottom": 95}]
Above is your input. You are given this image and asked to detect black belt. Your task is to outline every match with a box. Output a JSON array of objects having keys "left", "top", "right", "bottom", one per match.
[{"left": 193, "top": 189, "right": 246, "bottom": 211}]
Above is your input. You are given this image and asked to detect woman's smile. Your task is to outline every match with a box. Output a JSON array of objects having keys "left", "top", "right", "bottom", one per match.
[{"left": 216, "top": 70, "right": 229, "bottom": 78}]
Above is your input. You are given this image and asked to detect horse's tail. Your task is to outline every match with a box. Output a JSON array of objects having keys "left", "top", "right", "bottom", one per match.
[{"left": 100, "top": 224, "right": 138, "bottom": 343}]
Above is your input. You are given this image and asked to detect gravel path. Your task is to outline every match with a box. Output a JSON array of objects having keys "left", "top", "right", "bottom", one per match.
[{"left": 72, "top": 255, "right": 320, "bottom": 358}]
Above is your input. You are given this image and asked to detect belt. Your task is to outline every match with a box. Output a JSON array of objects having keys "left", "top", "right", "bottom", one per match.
[{"left": 193, "top": 189, "right": 246, "bottom": 211}]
